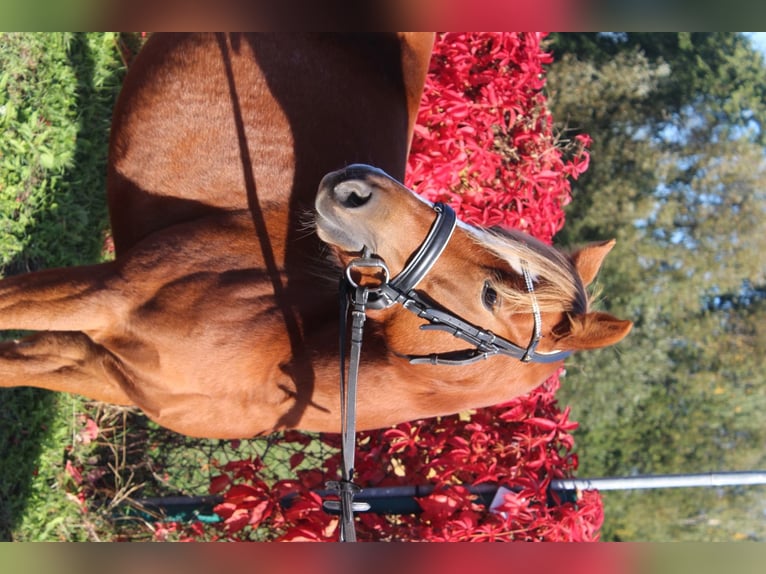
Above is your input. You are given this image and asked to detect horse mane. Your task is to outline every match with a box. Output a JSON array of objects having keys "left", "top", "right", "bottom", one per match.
[{"left": 467, "top": 224, "right": 590, "bottom": 315}]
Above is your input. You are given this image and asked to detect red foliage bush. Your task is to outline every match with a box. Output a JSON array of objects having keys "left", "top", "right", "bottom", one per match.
[
  {"left": 193, "top": 32, "right": 598, "bottom": 542},
  {"left": 406, "top": 32, "right": 590, "bottom": 244}
]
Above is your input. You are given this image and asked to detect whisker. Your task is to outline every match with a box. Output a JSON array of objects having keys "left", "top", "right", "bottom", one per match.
[{"left": 295, "top": 209, "right": 319, "bottom": 241}]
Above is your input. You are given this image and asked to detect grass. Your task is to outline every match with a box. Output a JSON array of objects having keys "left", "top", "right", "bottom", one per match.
[
  {"left": 0, "top": 33, "right": 335, "bottom": 541},
  {"left": 0, "top": 32, "right": 126, "bottom": 541},
  {"left": 0, "top": 33, "right": 118, "bottom": 272}
]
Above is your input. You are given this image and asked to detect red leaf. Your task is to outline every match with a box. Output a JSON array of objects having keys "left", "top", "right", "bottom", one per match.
[
  {"left": 213, "top": 501, "right": 237, "bottom": 520},
  {"left": 209, "top": 474, "right": 231, "bottom": 495},
  {"left": 65, "top": 460, "right": 82, "bottom": 485},
  {"left": 289, "top": 452, "right": 305, "bottom": 469},
  {"left": 417, "top": 492, "right": 461, "bottom": 523},
  {"left": 278, "top": 527, "right": 324, "bottom": 542},
  {"left": 247, "top": 500, "right": 272, "bottom": 528},
  {"left": 223, "top": 508, "right": 250, "bottom": 534},
  {"left": 81, "top": 418, "right": 99, "bottom": 444},
  {"left": 224, "top": 484, "right": 268, "bottom": 508},
  {"left": 526, "top": 417, "right": 559, "bottom": 431}
]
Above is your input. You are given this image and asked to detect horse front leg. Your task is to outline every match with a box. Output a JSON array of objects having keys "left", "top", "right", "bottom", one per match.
[
  {"left": 0, "top": 331, "right": 134, "bottom": 405},
  {"left": 0, "top": 262, "right": 135, "bottom": 403},
  {"left": 0, "top": 262, "right": 122, "bottom": 333}
]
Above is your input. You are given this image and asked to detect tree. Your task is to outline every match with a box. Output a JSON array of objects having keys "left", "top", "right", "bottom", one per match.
[
  {"left": 545, "top": 33, "right": 766, "bottom": 541},
  {"left": 549, "top": 33, "right": 766, "bottom": 145}
]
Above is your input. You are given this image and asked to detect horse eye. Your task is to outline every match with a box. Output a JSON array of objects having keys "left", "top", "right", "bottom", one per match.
[{"left": 482, "top": 281, "right": 498, "bottom": 310}]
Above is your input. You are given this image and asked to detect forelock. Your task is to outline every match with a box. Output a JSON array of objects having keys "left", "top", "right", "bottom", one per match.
[{"left": 468, "top": 225, "right": 589, "bottom": 314}]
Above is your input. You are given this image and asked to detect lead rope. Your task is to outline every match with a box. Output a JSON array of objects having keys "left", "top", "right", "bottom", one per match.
[{"left": 323, "top": 276, "right": 372, "bottom": 541}]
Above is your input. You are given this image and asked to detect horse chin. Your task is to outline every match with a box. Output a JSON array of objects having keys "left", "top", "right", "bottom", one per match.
[{"left": 315, "top": 218, "right": 366, "bottom": 254}]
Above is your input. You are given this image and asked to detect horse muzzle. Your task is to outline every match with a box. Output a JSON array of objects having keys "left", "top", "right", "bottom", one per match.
[{"left": 315, "top": 164, "right": 393, "bottom": 252}]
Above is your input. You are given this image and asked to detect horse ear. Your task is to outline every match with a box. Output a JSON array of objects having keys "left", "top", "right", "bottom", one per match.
[
  {"left": 571, "top": 239, "right": 616, "bottom": 287},
  {"left": 554, "top": 240, "right": 632, "bottom": 351},
  {"left": 551, "top": 312, "right": 633, "bottom": 351}
]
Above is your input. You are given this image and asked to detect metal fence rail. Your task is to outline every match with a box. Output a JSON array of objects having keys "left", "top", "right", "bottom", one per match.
[
  {"left": 550, "top": 471, "right": 766, "bottom": 491},
  {"left": 130, "top": 470, "right": 766, "bottom": 521}
]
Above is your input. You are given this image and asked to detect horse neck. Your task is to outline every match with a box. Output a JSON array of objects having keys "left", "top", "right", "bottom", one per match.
[
  {"left": 108, "top": 33, "right": 428, "bottom": 259},
  {"left": 345, "top": 344, "right": 561, "bottom": 431}
]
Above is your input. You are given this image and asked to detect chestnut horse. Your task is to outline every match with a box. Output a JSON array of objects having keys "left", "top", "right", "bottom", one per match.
[{"left": 0, "top": 33, "right": 631, "bottom": 439}]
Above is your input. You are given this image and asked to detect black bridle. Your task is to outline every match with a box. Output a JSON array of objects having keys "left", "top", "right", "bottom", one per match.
[
  {"left": 324, "top": 201, "right": 572, "bottom": 541},
  {"left": 351, "top": 202, "right": 572, "bottom": 365}
]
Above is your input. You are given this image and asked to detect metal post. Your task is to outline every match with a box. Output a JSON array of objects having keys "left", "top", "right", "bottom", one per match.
[{"left": 550, "top": 470, "right": 766, "bottom": 491}]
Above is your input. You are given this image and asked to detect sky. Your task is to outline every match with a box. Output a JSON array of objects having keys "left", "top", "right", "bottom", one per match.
[{"left": 746, "top": 32, "right": 766, "bottom": 56}]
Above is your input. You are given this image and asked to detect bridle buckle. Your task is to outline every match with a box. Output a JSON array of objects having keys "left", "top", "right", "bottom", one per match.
[{"left": 344, "top": 252, "right": 390, "bottom": 290}]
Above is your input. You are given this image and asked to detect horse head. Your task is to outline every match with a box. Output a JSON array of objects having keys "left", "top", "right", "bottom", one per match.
[{"left": 316, "top": 164, "right": 632, "bottom": 379}]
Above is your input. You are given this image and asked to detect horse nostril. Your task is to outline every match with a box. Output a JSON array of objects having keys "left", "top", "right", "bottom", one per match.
[{"left": 334, "top": 180, "right": 373, "bottom": 208}]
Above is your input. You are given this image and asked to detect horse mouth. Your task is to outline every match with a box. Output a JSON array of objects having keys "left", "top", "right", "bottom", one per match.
[{"left": 314, "top": 211, "right": 367, "bottom": 253}]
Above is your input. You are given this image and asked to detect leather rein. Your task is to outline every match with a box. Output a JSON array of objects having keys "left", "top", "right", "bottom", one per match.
[{"left": 324, "top": 202, "right": 572, "bottom": 541}]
